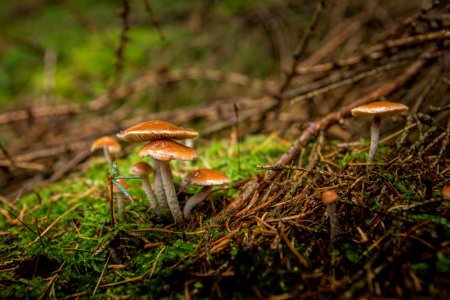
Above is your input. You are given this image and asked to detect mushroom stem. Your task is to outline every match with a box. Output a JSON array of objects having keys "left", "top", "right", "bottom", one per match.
[
  {"left": 157, "top": 159, "right": 185, "bottom": 226},
  {"left": 116, "top": 193, "right": 124, "bottom": 220},
  {"left": 153, "top": 160, "right": 169, "bottom": 214},
  {"left": 369, "top": 115, "right": 381, "bottom": 163},
  {"left": 326, "top": 202, "right": 339, "bottom": 244},
  {"left": 102, "top": 145, "right": 114, "bottom": 165},
  {"left": 141, "top": 176, "right": 160, "bottom": 214},
  {"left": 183, "top": 187, "right": 212, "bottom": 221}
]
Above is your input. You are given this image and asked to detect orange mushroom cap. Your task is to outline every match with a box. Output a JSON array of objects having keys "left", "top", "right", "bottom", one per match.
[
  {"left": 138, "top": 139, "right": 197, "bottom": 161},
  {"left": 117, "top": 120, "right": 198, "bottom": 143},
  {"left": 442, "top": 185, "right": 450, "bottom": 200},
  {"left": 351, "top": 101, "right": 409, "bottom": 117},
  {"left": 322, "top": 190, "right": 338, "bottom": 204},
  {"left": 90, "top": 136, "right": 121, "bottom": 153},
  {"left": 184, "top": 169, "right": 230, "bottom": 186},
  {"left": 130, "top": 162, "right": 154, "bottom": 176}
]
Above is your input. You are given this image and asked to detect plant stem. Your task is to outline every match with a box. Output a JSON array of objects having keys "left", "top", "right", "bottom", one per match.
[{"left": 183, "top": 187, "right": 211, "bottom": 220}]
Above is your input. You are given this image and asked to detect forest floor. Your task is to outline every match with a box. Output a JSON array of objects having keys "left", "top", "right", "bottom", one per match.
[{"left": 0, "top": 1, "right": 449, "bottom": 299}]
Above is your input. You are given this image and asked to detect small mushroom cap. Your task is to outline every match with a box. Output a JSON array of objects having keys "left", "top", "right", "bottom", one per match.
[
  {"left": 442, "top": 185, "right": 450, "bottom": 200},
  {"left": 351, "top": 101, "right": 409, "bottom": 117},
  {"left": 322, "top": 190, "right": 338, "bottom": 204},
  {"left": 130, "top": 162, "right": 154, "bottom": 176},
  {"left": 138, "top": 139, "right": 197, "bottom": 161},
  {"left": 117, "top": 120, "right": 198, "bottom": 143},
  {"left": 113, "top": 178, "right": 128, "bottom": 192},
  {"left": 90, "top": 136, "right": 121, "bottom": 153},
  {"left": 184, "top": 169, "right": 230, "bottom": 186}
]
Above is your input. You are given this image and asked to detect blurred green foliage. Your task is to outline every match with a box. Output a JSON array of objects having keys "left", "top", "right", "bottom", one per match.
[{"left": 0, "top": 0, "right": 281, "bottom": 109}]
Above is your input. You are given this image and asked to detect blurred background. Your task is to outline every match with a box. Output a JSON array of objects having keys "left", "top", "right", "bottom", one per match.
[{"left": 0, "top": 0, "right": 448, "bottom": 193}]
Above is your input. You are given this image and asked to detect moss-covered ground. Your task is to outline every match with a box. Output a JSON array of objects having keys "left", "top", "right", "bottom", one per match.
[{"left": 1, "top": 133, "right": 449, "bottom": 298}]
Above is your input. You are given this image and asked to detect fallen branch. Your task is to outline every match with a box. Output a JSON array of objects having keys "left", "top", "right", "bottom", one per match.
[{"left": 213, "top": 46, "right": 436, "bottom": 224}]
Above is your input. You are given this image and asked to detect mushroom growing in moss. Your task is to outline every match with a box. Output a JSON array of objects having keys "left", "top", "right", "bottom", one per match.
[
  {"left": 116, "top": 120, "right": 199, "bottom": 217},
  {"left": 180, "top": 169, "right": 230, "bottom": 221},
  {"left": 130, "top": 162, "right": 160, "bottom": 214},
  {"left": 351, "top": 101, "right": 408, "bottom": 163},
  {"left": 322, "top": 190, "right": 339, "bottom": 244},
  {"left": 139, "top": 139, "right": 197, "bottom": 226},
  {"left": 90, "top": 136, "right": 121, "bottom": 165}
]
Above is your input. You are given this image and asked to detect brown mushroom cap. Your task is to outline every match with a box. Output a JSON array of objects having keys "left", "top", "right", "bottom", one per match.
[
  {"left": 130, "top": 162, "right": 154, "bottom": 176},
  {"left": 442, "top": 185, "right": 450, "bottom": 200},
  {"left": 117, "top": 120, "right": 198, "bottom": 143},
  {"left": 138, "top": 139, "right": 197, "bottom": 161},
  {"left": 90, "top": 136, "right": 121, "bottom": 153},
  {"left": 184, "top": 169, "right": 230, "bottom": 186},
  {"left": 351, "top": 101, "right": 409, "bottom": 117},
  {"left": 322, "top": 190, "right": 338, "bottom": 204}
]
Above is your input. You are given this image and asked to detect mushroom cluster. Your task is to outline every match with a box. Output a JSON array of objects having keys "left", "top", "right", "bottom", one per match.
[
  {"left": 114, "top": 120, "right": 229, "bottom": 227},
  {"left": 89, "top": 121, "right": 230, "bottom": 227}
]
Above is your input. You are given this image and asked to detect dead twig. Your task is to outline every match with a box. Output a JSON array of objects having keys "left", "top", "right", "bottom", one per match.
[{"left": 214, "top": 46, "right": 436, "bottom": 224}]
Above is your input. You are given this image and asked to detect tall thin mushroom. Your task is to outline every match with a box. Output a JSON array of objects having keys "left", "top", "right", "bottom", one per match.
[
  {"left": 351, "top": 101, "right": 408, "bottom": 163},
  {"left": 322, "top": 190, "right": 339, "bottom": 244},
  {"left": 130, "top": 162, "right": 160, "bottom": 214}
]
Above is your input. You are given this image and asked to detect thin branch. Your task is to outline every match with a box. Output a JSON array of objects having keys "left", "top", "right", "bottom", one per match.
[
  {"left": 213, "top": 46, "right": 435, "bottom": 224},
  {"left": 141, "top": 0, "right": 164, "bottom": 40},
  {"left": 278, "top": 0, "right": 327, "bottom": 94}
]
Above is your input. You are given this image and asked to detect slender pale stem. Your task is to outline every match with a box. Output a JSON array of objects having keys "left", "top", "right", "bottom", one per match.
[
  {"left": 141, "top": 176, "right": 160, "bottom": 214},
  {"left": 159, "top": 159, "right": 184, "bottom": 226},
  {"left": 102, "top": 145, "right": 114, "bottom": 165},
  {"left": 153, "top": 159, "right": 169, "bottom": 213},
  {"left": 183, "top": 187, "right": 211, "bottom": 221},
  {"left": 116, "top": 193, "right": 124, "bottom": 220},
  {"left": 327, "top": 202, "right": 338, "bottom": 244},
  {"left": 369, "top": 115, "right": 381, "bottom": 163}
]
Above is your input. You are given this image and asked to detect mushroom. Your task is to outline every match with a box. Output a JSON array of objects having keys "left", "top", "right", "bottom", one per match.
[
  {"left": 351, "top": 101, "right": 408, "bottom": 163},
  {"left": 322, "top": 190, "right": 339, "bottom": 244},
  {"left": 116, "top": 120, "right": 199, "bottom": 215},
  {"left": 90, "top": 136, "right": 121, "bottom": 165},
  {"left": 116, "top": 120, "right": 198, "bottom": 143},
  {"left": 129, "top": 162, "right": 160, "bottom": 214},
  {"left": 113, "top": 178, "right": 129, "bottom": 219},
  {"left": 442, "top": 185, "right": 450, "bottom": 200},
  {"left": 138, "top": 139, "right": 197, "bottom": 226},
  {"left": 181, "top": 169, "right": 230, "bottom": 221}
]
